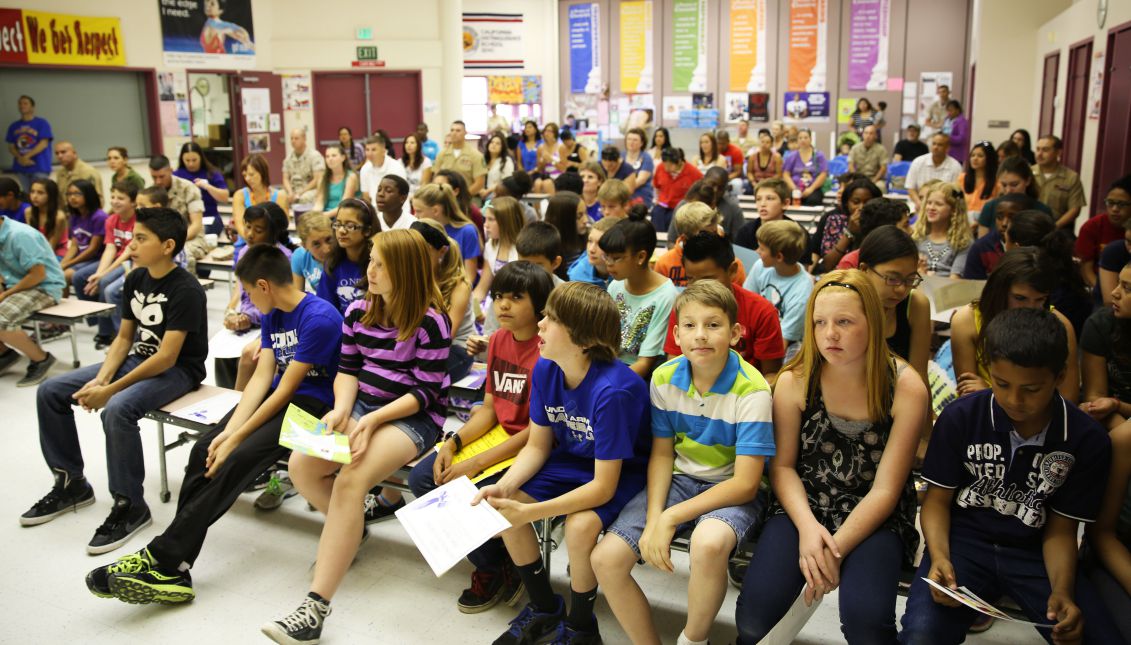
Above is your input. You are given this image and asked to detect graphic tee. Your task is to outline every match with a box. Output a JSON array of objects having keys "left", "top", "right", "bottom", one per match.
[
  {"left": 260, "top": 293, "right": 343, "bottom": 406},
  {"left": 122, "top": 266, "right": 208, "bottom": 383}
]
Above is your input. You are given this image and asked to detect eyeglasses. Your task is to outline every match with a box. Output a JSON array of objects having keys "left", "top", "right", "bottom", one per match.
[
  {"left": 331, "top": 221, "right": 364, "bottom": 233},
  {"left": 1105, "top": 199, "right": 1131, "bottom": 210},
  {"left": 868, "top": 267, "right": 922, "bottom": 288},
  {"left": 601, "top": 254, "right": 628, "bottom": 265}
]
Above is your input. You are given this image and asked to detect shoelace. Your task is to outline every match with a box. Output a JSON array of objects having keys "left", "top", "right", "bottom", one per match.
[
  {"left": 93, "top": 502, "right": 131, "bottom": 537},
  {"left": 264, "top": 474, "right": 283, "bottom": 496},
  {"left": 109, "top": 551, "right": 153, "bottom": 575},
  {"left": 277, "top": 600, "right": 325, "bottom": 632},
  {"left": 31, "top": 487, "right": 66, "bottom": 512},
  {"left": 468, "top": 570, "right": 494, "bottom": 598},
  {"left": 506, "top": 605, "right": 539, "bottom": 635}
]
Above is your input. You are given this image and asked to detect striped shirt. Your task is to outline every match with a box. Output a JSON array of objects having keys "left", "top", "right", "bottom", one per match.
[
  {"left": 650, "top": 350, "right": 775, "bottom": 482},
  {"left": 339, "top": 299, "right": 452, "bottom": 428}
]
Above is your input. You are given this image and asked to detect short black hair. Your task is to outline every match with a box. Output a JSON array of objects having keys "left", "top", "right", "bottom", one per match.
[
  {"left": 553, "top": 172, "right": 583, "bottom": 195},
  {"left": 381, "top": 174, "right": 410, "bottom": 197},
  {"left": 1110, "top": 173, "right": 1131, "bottom": 196},
  {"left": 516, "top": 221, "right": 561, "bottom": 261},
  {"left": 139, "top": 186, "right": 170, "bottom": 207},
  {"left": 235, "top": 244, "right": 293, "bottom": 286},
  {"left": 135, "top": 207, "right": 188, "bottom": 256},
  {"left": 600, "top": 145, "right": 621, "bottom": 161},
  {"left": 110, "top": 180, "right": 138, "bottom": 201},
  {"left": 660, "top": 147, "right": 685, "bottom": 164},
  {"left": 997, "top": 193, "right": 1038, "bottom": 210},
  {"left": 244, "top": 202, "right": 294, "bottom": 249},
  {"left": 598, "top": 205, "right": 656, "bottom": 257},
  {"left": 0, "top": 176, "right": 19, "bottom": 198},
  {"left": 859, "top": 198, "right": 909, "bottom": 239},
  {"left": 859, "top": 225, "right": 918, "bottom": 267},
  {"left": 681, "top": 230, "right": 735, "bottom": 269},
  {"left": 148, "top": 155, "right": 172, "bottom": 171},
  {"left": 491, "top": 260, "right": 556, "bottom": 319},
  {"left": 985, "top": 307, "right": 1068, "bottom": 375},
  {"left": 1006, "top": 210, "right": 1056, "bottom": 247}
]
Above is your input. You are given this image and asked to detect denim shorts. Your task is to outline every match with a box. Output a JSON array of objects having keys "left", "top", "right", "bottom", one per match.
[
  {"left": 606, "top": 473, "right": 767, "bottom": 559},
  {"left": 351, "top": 399, "right": 441, "bottom": 456}
]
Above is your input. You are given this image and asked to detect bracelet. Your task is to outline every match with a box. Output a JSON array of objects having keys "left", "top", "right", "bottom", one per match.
[{"left": 451, "top": 433, "right": 464, "bottom": 452}]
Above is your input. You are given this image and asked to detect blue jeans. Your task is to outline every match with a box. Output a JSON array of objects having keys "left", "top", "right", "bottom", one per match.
[
  {"left": 36, "top": 355, "right": 198, "bottom": 505},
  {"left": 651, "top": 205, "right": 674, "bottom": 234},
  {"left": 72, "top": 264, "right": 124, "bottom": 336},
  {"left": 899, "top": 529, "right": 1121, "bottom": 644},
  {"left": 12, "top": 171, "right": 50, "bottom": 194},
  {"left": 103, "top": 271, "right": 126, "bottom": 336},
  {"left": 736, "top": 513, "right": 904, "bottom": 644}
]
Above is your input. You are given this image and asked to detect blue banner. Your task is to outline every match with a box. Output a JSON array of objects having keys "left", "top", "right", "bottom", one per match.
[{"left": 569, "top": 4, "right": 600, "bottom": 94}]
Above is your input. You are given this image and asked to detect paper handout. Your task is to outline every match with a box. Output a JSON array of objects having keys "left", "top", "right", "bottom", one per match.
[
  {"left": 170, "top": 390, "right": 242, "bottom": 425},
  {"left": 279, "top": 404, "right": 351, "bottom": 464},
  {"left": 437, "top": 425, "right": 517, "bottom": 483},
  {"left": 209, "top": 328, "right": 256, "bottom": 359},
  {"left": 919, "top": 276, "right": 985, "bottom": 324},
  {"left": 396, "top": 476, "right": 512, "bottom": 576},
  {"left": 922, "top": 578, "right": 1050, "bottom": 627}
]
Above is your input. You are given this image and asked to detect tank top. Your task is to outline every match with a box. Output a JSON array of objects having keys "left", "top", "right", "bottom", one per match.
[
  {"left": 325, "top": 171, "right": 354, "bottom": 211},
  {"left": 518, "top": 140, "right": 539, "bottom": 172},
  {"left": 566, "top": 144, "right": 582, "bottom": 164},
  {"left": 242, "top": 187, "right": 280, "bottom": 208},
  {"left": 885, "top": 296, "right": 912, "bottom": 361}
]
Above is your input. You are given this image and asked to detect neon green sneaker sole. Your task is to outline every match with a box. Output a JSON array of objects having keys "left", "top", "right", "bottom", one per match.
[{"left": 108, "top": 573, "right": 195, "bottom": 605}]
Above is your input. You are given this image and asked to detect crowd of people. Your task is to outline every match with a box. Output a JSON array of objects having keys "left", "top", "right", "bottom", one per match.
[{"left": 3, "top": 89, "right": 1131, "bottom": 645}]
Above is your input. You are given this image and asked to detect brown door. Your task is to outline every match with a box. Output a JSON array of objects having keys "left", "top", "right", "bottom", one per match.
[
  {"left": 1038, "top": 51, "right": 1060, "bottom": 139},
  {"left": 234, "top": 71, "right": 286, "bottom": 188},
  {"left": 367, "top": 72, "right": 423, "bottom": 157},
  {"left": 1062, "top": 40, "right": 1092, "bottom": 172},
  {"left": 1093, "top": 23, "right": 1131, "bottom": 207},
  {"left": 312, "top": 73, "right": 368, "bottom": 154}
]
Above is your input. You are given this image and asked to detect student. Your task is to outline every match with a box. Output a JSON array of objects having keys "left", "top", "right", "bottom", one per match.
[
  {"left": 291, "top": 211, "right": 333, "bottom": 294},
  {"left": 600, "top": 208, "right": 679, "bottom": 379},
  {"left": 911, "top": 183, "right": 973, "bottom": 278},
  {"left": 516, "top": 120, "right": 541, "bottom": 173},
  {"left": 25, "top": 178, "right": 69, "bottom": 260},
  {"left": 736, "top": 178, "right": 794, "bottom": 252},
  {"left": 516, "top": 221, "right": 566, "bottom": 286},
  {"left": 496, "top": 171, "right": 539, "bottom": 224},
  {"left": 655, "top": 202, "right": 746, "bottom": 288},
  {"left": 84, "top": 245, "right": 342, "bottom": 604},
  {"left": 745, "top": 220, "right": 814, "bottom": 357},
  {"left": 814, "top": 177, "right": 882, "bottom": 272},
  {"left": 901, "top": 307, "right": 1119, "bottom": 644},
  {"left": 663, "top": 232, "right": 785, "bottom": 380},
  {"left": 747, "top": 128, "right": 784, "bottom": 186},
  {"left": 231, "top": 154, "right": 288, "bottom": 242},
  {"left": 1085, "top": 389, "right": 1131, "bottom": 642},
  {"left": 596, "top": 178, "right": 632, "bottom": 221},
  {"left": 60, "top": 178, "right": 107, "bottom": 287},
  {"left": 411, "top": 219, "right": 475, "bottom": 382},
  {"left": 23, "top": 208, "right": 207, "bottom": 554},
  {"left": 82, "top": 181, "right": 138, "bottom": 349},
  {"left": 315, "top": 144, "right": 358, "bottom": 218},
  {"left": 1076, "top": 174, "right": 1131, "bottom": 290},
  {"left": 481, "top": 132, "right": 516, "bottom": 200},
  {"left": 373, "top": 174, "right": 413, "bottom": 233},
  {"left": 173, "top": 142, "right": 229, "bottom": 236},
  {"left": 836, "top": 198, "right": 912, "bottom": 269},
  {"left": 408, "top": 261, "right": 555, "bottom": 613},
  {"left": 736, "top": 270, "right": 927, "bottom": 644},
  {"left": 593, "top": 280, "right": 775, "bottom": 645},
  {"left": 1080, "top": 260, "right": 1131, "bottom": 430},
  {"left": 358, "top": 132, "right": 406, "bottom": 203},
  {"left": 652, "top": 147, "right": 704, "bottom": 235},
  {"left": 474, "top": 196, "right": 525, "bottom": 306},
  {"left": 1004, "top": 210, "right": 1092, "bottom": 337},
  {"left": 263, "top": 229, "right": 451, "bottom": 645},
  {"left": 436, "top": 168, "right": 486, "bottom": 238},
  {"left": 401, "top": 132, "right": 434, "bottom": 196},
  {"left": 414, "top": 182, "right": 481, "bottom": 281},
  {"left": 316, "top": 199, "right": 374, "bottom": 315},
  {"left": 961, "top": 193, "right": 1035, "bottom": 280},
  {"left": 1099, "top": 224, "right": 1131, "bottom": 307},
  {"left": 975, "top": 156, "right": 1052, "bottom": 237},
  {"left": 472, "top": 282, "right": 652, "bottom": 645},
  {"left": 568, "top": 216, "right": 617, "bottom": 287},
  {"left": 0, "top": 176, "right": 29, "bottom": 222},
  {"left": 956, "top": 140, "right": 999, "bottom": 218},
  {"left": 0, "top": 211, "right": 66, "bottom": 385},
  {"left": 543, "top": 191, "right": 587, "bottom": 276},
  {"left": 951, "top": 248, "right": 1080, "bottom": 403}
]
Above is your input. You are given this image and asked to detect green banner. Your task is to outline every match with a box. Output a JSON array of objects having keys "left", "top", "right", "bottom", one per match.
[{"left": 671, "top": 0, "right": 702, "bottom": 92}]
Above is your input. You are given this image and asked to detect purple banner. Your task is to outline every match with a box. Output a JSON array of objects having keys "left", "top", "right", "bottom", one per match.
[{"left": 847, "top": 0, "right": 889, "bottom": 91}]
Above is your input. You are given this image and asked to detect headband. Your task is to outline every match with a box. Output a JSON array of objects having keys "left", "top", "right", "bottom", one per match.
[
  {"left": 410, "top": 221, "right": 449, "bottom": 251},
  {"left": 819, "top": 280, "right": 858, "bottom": 293}
]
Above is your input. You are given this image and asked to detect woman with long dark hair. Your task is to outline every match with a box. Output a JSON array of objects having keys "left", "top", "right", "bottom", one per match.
[
  {"left": 174, "top": 141, "right": 229, "bottom": 236},
  {"left": 957, "top": 140, "right": 999, "bottom": 217},
  {"left": 1010, "top": 129, "right": 1036, "bottom": 165}
]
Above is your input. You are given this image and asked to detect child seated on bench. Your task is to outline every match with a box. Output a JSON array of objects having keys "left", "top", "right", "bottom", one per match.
[
  {"left": 0, "top": 211, "right": 66, "bottom": 385},
  {"left": 82, "top": 181, "right": 138, "bottom": 350}
]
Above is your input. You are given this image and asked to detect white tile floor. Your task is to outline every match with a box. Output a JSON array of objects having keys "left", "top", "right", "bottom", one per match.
[{"left": 0, "top": 284, "right": 1041, "bottom": 644}]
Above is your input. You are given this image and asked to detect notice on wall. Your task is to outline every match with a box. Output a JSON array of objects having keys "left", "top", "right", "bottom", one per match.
[
  {"left": 159, "top": 0, "right": 255, "bottom": 68},
  {"left": 157, "top": 70, "right": 191, "bottom": 136},
  {"left": 728, "top": 0, "right": 767, "bottom": 92},
  {"left": 783, "top": 91, "right": 830, "bottom": 122},
  {"left": 787, "top": 0, "right": 827, "bottom": 92},
  {"left": 463, "top": 12, "right": 524, "bottom": 70},
  {"left": 282, "top": 73, "right": 311, "bottom": 111},
  {"left": 619, "top": 1, "right": 653, "bottom": 93},
  {"left": 847, "top": 0, "right": 890, "bottom": 91},
  {"left": 568, "top": 3, "right": 602, "bottom": 94},
  {"left": 0, "top": 8, "right": 124, "bottom": 67},
  {"left": 1089, "top": 50, "right": 1104, "bottom": 120},
  {"left": 671, "top": 0, "right": 707, "bottom": 92}
]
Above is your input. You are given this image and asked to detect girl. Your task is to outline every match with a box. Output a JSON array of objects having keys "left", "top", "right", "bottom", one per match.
[
  {"left": 956, "top": 140, "right": 999, "bottom": 217},
  {"left": 560, "top": 128, "right": 588, "bottom": 173},
  {"left": 105, "top": 146, "right": 146, "bottom": 193},
  {"left": 622, "top": 128, "right": 655, "bottom": 207},
  {"left": 473, "top": 196, "right": 525, "bottom": 306},
  {"left": 1005, "top": 210, "right": 1092, "bottom": 336},
  {"left": 850, "top": 98, "right": 878, "bottom": 137},
  {"left": 60, "top": 179, "right": 107, "bottom": 287},
  {"left": 747, "top": 128, "right": 784, "bottom": 185},
  {"left": 579, "top": 161, "right": 606, "bottom": 223},
  {"left": 1010, "top": 128, "right": 1036, "bottom": 165},
  {"left": 316, "top": 198, "right": 374, "bottom": 315},
  {"left": 782, "top": 128, "right": 829, "bottom": 207},
  {"left": 911, "top": 184, "right": 972, "bottom": 278},
  {"left": 414, "top": 182, "right": 481, "bottom": 281},
  {"left": 543, "top": 191, "right": 587, "bottom": 277},
  {"left": 735, "top": 270, "right": 927, "bottom": 644},
  {"left": 435, "top": 169, "right": 485, "bottom": 237},
  {"left": 291, "top": 211, "right": 334, "bottom": 293},
  {"left": 517, "top": 120, "right": 541, "bottom": 174},
  {"left": 950, "top": 247, "right": 1080, "bottom": 402},
  {"left": 598, "top": 206, "right": 678, "bottom": 378},
  {"left": 413, "top": 219, "right": 474, "bottom": 377},
  {"left": 316, "top": 145, "right": 358, "bottom": 217},
  {"left": 82, "top": 181, "right": 139, "bottom": 347},
  {"left": 693, "top": 132, "right": 725, "bottom": 174},
  {"left": 231, "top": 154, "right": 287, "bottom": 241},
  {"left": 814, "top": 178, "right": 881, "bottom": 272},
  {"left": 401, "top": 132, "right": 433, "bottom": 195},
  {"left": 534, "top": 122, "right": 563, "bottom": 194},
  {"left": 482, "top": 132, "right": 516, "bottom": 200},
  {"left": 264, "top": 229, "right": 451, "bottom": 645},
  {"left": 1080, "top": 260, "right": 1131, "bottom": 430},
  {"left": 496, "top": 170, "right": 539, "bottom": 223},
  {"left": 652, "top": 147, "right": 704, "bottom": 235},
  {"left": 568, "top": 215, "right": 618, "bottom": 287},
  {"left": 337, "top": 125, "right": 364, "bottom": 168},
  {"left": 26, "top": 179, "right": 68, "bottom": 260},
  {"left": 975, "top": 156, "right": 1050, "bottom": 237},
  {"left": 770, "top": 120, "right": 786, "bottom": 156},
  {"left": 374, "top": 175, "right": 413, "bottom": 232},
  {"left": 175, "top": 142, "right": 230, "bottom": 236},
  {"left": 648, "top": 127, "right": 672, "bottom": 163}
]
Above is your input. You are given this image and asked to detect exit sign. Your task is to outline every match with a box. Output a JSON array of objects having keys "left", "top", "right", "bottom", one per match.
[{"left": 356, "top": 46, "right": 378, "bottom": 61}]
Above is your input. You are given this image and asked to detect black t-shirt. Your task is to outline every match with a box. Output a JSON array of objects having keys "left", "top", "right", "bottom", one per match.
[
  {"left": 893, "top": 139, "right": 928, "bottom": 162},
  {"left": 121, "top": 265, "right": 209, "bottom": 383},
  {"left": 1080, "top": 307, "right": 1131, "bottom": 403}
]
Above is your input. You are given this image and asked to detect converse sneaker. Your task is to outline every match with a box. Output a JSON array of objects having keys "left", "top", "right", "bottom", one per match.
[
  {"left": 262, "top": 594, "right": 331, "bottom": 644},
  {"left": 110, "top": 563, "right": 195, "bottom": 604},
  {"left": 548, "top": 619, "right": 603, "bottom": 645},
  {"left": 492, "top": 595, "right": 565, "bottom": 645},
  {"left": 20, "top": 469, "right": 95, "bottom": 526},
  {"left": 87, "top": 495, "right": 153, "bottom": 555},
  {"left": 17, "top": 352, "right": 55, "bottom": 387},
  {"left": 458, "top": 567, "right": 508, "bottom": 614},
  {"left": 85, "top": 548, "right": 158, "bottom": 599},
  {"left": 362, "top": 492, "right": 405, "bottom": 524},
  {"left": 255, "top": 471, "right": 298, "bottom": 511}
]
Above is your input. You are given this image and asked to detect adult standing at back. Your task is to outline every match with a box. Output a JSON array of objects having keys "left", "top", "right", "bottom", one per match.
[
  {"left": 415, "top": 122, "right": 440, "bottom": 162},
  {"left": 282, "top": 128, "right": 325, "bottom": 206},
  {"left": 848, "top": 125, "right": 889, "bottom": 190},
  {"left": 1033, "top": 135, "right": 1087, "bottom": 233},
  {"left": 358, "top": 131, "right": 406, "bottom": 205},
  {"left": 149, "top": 155, "right": 211, "bottom": 269},
  {"left": 53, "top": 142, "right": 103, "bottom": 201},
  {"left": 173, "top": 142, "right": 229, "bottom": 236},
  {"left": 433, "top": 120, "right": 486, "bottom": 197},
  {"left": 6, "top": 95, "right": 52, "bottom": 193},
  {"left": 905, "top": 133, "right": 962, "bottom": 212},
  {"left": 924, "top": 84, "right": 950, "bottom": 133},
  {"left": 942, "top": 101, "right": 970, "bottom": 164}
]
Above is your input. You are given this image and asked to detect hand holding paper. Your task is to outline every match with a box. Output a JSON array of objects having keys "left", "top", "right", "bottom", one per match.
[
  {"left": 280, "top": 404, "right": 351, "bottom": 465},
  {"left": 396, "top": 477, "right": 512, "bottom": 576}
]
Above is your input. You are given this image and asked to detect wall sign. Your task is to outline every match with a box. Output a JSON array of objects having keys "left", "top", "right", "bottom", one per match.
[{"left": 0, "top": 7, "right": 124, "bottom": 66}]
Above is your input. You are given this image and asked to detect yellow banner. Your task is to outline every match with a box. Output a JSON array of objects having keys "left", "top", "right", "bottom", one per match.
[
  {"left": 619, "top": 1, "right": 653, "bottom": 93},
  {"left": 22, "top": 10, "right": 124, "bottom": 66},
  {"left": 487, "top": 76, "right": 523, "bottom": 104}
]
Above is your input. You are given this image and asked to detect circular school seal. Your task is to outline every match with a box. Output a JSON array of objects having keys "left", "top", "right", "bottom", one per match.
[
  {"left": 463, "top": 26, "right": 478, "bottom": 53},
  {"left": 1039, "top": 451, "right": 1074, "bottom": 488}
]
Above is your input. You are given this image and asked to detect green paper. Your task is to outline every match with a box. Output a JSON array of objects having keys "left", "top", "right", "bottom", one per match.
[{"left": 280, "top": 404, "right": 352, "bottom": 464}]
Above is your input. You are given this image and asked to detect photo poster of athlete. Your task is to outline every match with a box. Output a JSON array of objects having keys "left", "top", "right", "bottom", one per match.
[{"left": 159, "top": 0, "right": 255, "bottom": 64}]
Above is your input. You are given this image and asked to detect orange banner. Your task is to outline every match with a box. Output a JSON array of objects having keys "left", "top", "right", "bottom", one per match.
[
  {"left": 729, "top": 0, "right": 766, "bottom": 92},
  {"left": 788, "top": 0, "right": 826, "bottom": 92}
]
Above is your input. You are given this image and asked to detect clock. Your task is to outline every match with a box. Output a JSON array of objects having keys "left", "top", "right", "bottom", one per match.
[
  {"left": 1098, "top": 0, "right": 1108, "bottom": 29},
  {"left": 194, "top": 77, "right": 210, "bottom": 98}
]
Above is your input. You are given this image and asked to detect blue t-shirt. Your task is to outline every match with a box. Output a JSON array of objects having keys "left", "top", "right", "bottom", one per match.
[
  {"left": 566, "top": 253, "right": 610, "bottom": 288},
  {"left": 422, "top": 139, "right": 440, "bottom": 162},
  {"left": 528, "top": 357, "right": 651, "bottom": 476},
  {"left": 922, "top": 389, "right": 1111, "bottom": 549},
  {"left": 260, "top": 293, "right": 343, "bottom": 406},
  {"left": 316, "top": 257, "right": 365, "bottom": 314},
  {"left": 622, "top": 153, "right": 655, "bottom": 206},
  {"left": 0, "top": 217, "right": 65, "bottom": 300},
  {"left": 586, "top": 199, "right": 602, "bottom": 222},
  {"left": 70, "top": 209, "right": 109, "bottom": 253},
  {"left": 174, "top": 167, "right": 228, "bottom": 234},
  {"left": 0, "top": 202, "right": 29, "bottom": 223},
  {"left": 445, "top": 222, "right": 481, "bottom": 261},
  {"left": 6, "top": 116, "right": 53, "bottom": 174},
  {"left": 743, "top": 259, "right": 814, "bottom": 343},
  {"left": 290, "top": 247, "right": 324, "bottom": 294}
]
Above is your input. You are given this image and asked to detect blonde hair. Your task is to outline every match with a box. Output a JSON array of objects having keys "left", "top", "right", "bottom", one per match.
[
  {"left": 296, "top": 211, "right": 331, "bottom": 243},
  {"left": 414, "top": 182, "right": 473, "bottom": 228},
  {"left": 414, "top": 218, "right": 468, "bottom": 308},
  {"left": 912, "top": 182, "right": 972, "bottom": 251},
  {"left": 591, "top": 216, "right": 619, "bottom": 234},
  {"left": 361, "top": 229, "right": 445, "bottom": 342},
  {"left": 675, "top": 279, "right": 737, "bottom": 325},
  {"left": 786, "top": 269, "right": 895, "bottom": 422},
  {"left": 597, "top": 178, "right": 631, "bottom": 206},
  {"left": 485, "top": 196, "right": 525, "bottom": 249},
  {"left": 756, "top": 219, "right": 808, "bottom": 264},
  {"left": 674, "top": 202, "right": 721, "bottom": 237},
  {"left": 543, "top": 282, "right": 621, "bottom": 363}
]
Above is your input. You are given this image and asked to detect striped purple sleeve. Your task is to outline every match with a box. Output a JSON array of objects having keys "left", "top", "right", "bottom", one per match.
[
  {"left": 337, "top": 300, "right": 365, "bottom": 376},
  {"left": 407, "top": 309, "right": 451, "bottom": 414}
]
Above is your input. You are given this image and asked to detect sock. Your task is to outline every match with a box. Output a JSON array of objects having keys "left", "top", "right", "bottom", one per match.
[
  {"left": 676, "top": 631, "right": 708, "bottom": 645},
  {"left": 567, "top": 586, "right": 598, "bottom": 630},
  {"left": 516, "top": 560, "right": 555, "bottom": 612},
  {"left": 177, "top": 561, "right": 191, "bottom": 573},
  {"left": 307, "top": 591, "right": 329, "bottom": 605}
]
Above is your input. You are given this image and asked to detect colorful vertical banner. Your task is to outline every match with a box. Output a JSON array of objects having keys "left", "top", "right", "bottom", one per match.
[
  {"left": 729, "top": 0, "right": 767, "bottom": 92},
  {"left": 671, "top": 0, "right": 707, "bottom": 92},
  {"left": 787, "top": 0, "right": 827, "bottom": 92},
  {"left": 619, "top": 0, "right": 653, "bottom": 93},
  {"left": 847, "top": 0, "right": 890, "bottom": 91},
  {"left": 568, "top": 4, "right": 602, "bottom": 94}
]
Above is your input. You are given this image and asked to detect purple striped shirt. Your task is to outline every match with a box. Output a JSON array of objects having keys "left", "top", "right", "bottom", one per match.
[{"left": 339, "top": 299, "right": 451, "bottom": 428}]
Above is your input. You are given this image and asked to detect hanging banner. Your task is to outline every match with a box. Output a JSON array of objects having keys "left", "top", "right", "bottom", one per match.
[
  {"left": 486, "top": 76, "right": 542, "bottom": 104},
  {"left": 847, "top": 0, "right": 890, "bottom": 91},
  {"left": 568, "top": 4, "right": 602, "bottom": 94},
  {"left": 729, "top": 0, "right": 767, "bottom": 92},
  {"left": 0, "top": 8, "right": 124, "bottom": 66},
  {"left": 159, "top": 0, "right": 255, "bottom": 68},
  {"left": 672, "top": 0, "right": 707, "bottom": 92},
  {"left": 463, "top": 12, "right": 525, "bottom": 70},
  {"left": 787, "top": 0, "right": 827, "bottom": 92},
  {"left": 619, "top": 0, "right": 653, "bottom": 93}
]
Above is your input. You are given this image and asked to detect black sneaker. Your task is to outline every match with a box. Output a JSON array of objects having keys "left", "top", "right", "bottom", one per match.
[
  {"left": 501, "top": 562, "right": 526, "bottom": 607},
  {"left": 492, "top": 595, "right": 565, "bottom": 645},
  {"left": 363, "top": 492, "right": 405, "bottom": 524},
  {"left": 548, "top": 619, "right": 603, "bottom": 645},
  {"left": 93, "top": 335, "right": 114, "bottom": 351},
  {"left": 0, "top": 349, "right": 19, "bottom": 373},
  {"left": 458, "top": 567, "right": 507, "bottom": 614},
  {"left": 20, "top": 469, "right": 95, "bottom": 526},
  {"left": 17, "top": 352, "right": 55, "bottom": 387},
  {"left": 110, "top": 562, "right": 195, "bottom": 604},
  {"left": 87, "top": 496, "right": 153, "bottom": 555},
  {"left": 85, "top": 547, "right": 157, "bottom": 599},
  {"left": 262, "top": 594, "right": 332, "bottom": 644}
]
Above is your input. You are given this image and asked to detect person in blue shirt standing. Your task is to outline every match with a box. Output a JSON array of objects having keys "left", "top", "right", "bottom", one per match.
[
  {"left": 416, "top": 122, "right": 440, "bottom": 162},
  {"left": 6, "top": 95, "right": 53, "bottom": 193}
]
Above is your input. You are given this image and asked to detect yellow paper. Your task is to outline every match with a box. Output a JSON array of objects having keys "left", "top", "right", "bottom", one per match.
[{"left": 439, "top": 425, "right": 516, "bottom": 484}]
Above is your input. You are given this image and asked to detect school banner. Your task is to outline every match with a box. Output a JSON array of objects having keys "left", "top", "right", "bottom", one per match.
[
  {"left": 671, "top": 0, "right": 707, "bottom": 92},
  {"left": 619, "top": 0, "right": 653, "bottom": 93},
  {"left": 728, "top": 0, "right": 767, "bottom": 92},
  {"left": 568, "top": 3, "right": 602, "bottom": 94},
  {"left": 159, "top": 0, "right": 255, "bottom": 68},
  {"left": 787, "top": 0, "right": 827, "bottom": 92},
  {"left": 486, "top": 76, "right": 542, "bottom": 104},
  {"left": 847, "top": 0, "right": 890, "bottom": 91},
  {"left": 0, "top": 8, "right": 124, "bottom": 66},
  {"left": 463, "top": 12, "right": 525, "bottom": 70}
]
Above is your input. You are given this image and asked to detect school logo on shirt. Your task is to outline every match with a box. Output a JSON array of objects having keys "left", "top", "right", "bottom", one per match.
[
  {"left": 1039, "top": 451, "right": 1074, "bottom": 490},
  {"left": 130, "top": 291, "right": 167, "bottom": 356},
  {"left": 544, "top": 405, "right": 594, "bottom": 442},
  {"left": 271, "top": 328, "right": 329, "bottom": 379},
  {"left": 491, "top": 358, "right": 531, "bottom": 406},
  {"left": 955, "top": 444, "right": 1075, "bottom": 529}
]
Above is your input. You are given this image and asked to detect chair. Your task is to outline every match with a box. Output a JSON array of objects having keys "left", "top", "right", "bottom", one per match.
[{"left": 887, "top": 161, "right": 912, "bottom": 194}]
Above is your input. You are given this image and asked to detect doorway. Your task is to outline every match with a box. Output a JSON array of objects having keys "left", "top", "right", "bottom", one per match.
[
  {"left": 188, "top": 71, "right": 237, "bottom": 188},
  {"left": 1093, "top": 21, "right": 1131, "bottom": 208},
  {"left": 312, "top": 71, "right": 423, "bottom": 157},
  {"left": 1038, "top": 51, "right": 1059, "bottom": 139},
  {"left": 1062, "top": 39, "right": 1092, "bottom": 172}
]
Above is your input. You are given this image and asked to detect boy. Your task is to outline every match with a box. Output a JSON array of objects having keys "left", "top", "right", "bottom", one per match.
[
  {"left": 516, "top": 221, "right": 566, "bottom": 285},
  {"left": 82, "top": 181, "right": 138, "bottom": 349},
  {"left": 0, "top": 212, "right": 65, "bottom": 386},
  {"left": 568, "top": 216, "right": 617, "bottom": 287},
  {"left": 744, "top": 220, "right": 814, "bottom": 356},
  {"left": 593, "top": 280, "right": 775, "bottom": 645},
  {"left": 409, "top": 261, "right": 555, "bottom": 613},
  {"left": 137, "top": 186, "right": 190, "bottom": 271},
  {"left": 22, "top": 208, "right": 208, "bottom": 555},
  {"left": 663, "top": 232, "right": 784, "bottom": 381},
  {"left": 962, "top": 194, "right": 1033, "bottom": 280},
  {"left": 474, "top": 282, "right": 652, "bottom": 645},
  {"left": 735, "top": 178, "right": 794, "bottom": 251},
  {"left": 0, "top": 176, "right": 30, "bottom": 222},
  {"left": 901, "top": 308, "right": 1120, "bottom": 643},
  {"left": 654, "top": 203, "right": 746, "bottom": 287},
  {"left": 85, "top": 245, "right": 343, "bottom": 604},
  {"left": 597, "top": 178, "right": 632, "bottom": 221}
]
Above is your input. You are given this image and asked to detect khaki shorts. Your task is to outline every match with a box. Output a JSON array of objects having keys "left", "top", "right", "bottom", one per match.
[{"left": 0, "top": 288, "right": 56, "bottom": 331}]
